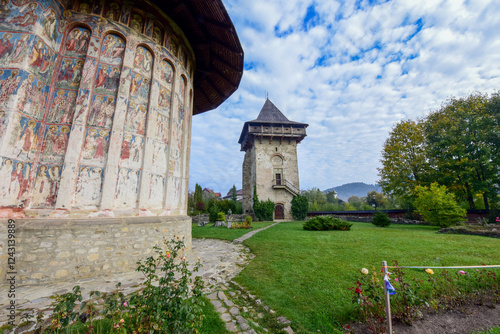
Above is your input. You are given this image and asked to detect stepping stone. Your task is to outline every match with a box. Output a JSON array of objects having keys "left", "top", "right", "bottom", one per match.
[
  {"left": 216, "top": 307, "right": 227, "bottom": 313},
  {"left": 277, "top": 316, "right": 291, "bottom": 325},
  {"left": 229, "top": 307, "right": 239, "bottom": 315},
  {"left": 245, "top": 330, "right": 257, "bottom": 334},
  {"left": 211, "top": 300, "right": 222, "bottom": 308},
  {"left": 235, "top": 315, "right": 248, "bottom": 324},
  {"left": 284, "top": 326, "right": 294, "bottom": 333},
  {"left": 224, "top": 299, "right": 235, "bottom": 307},
  {"left": 218, "top": 291, "right": 228, "bottom": 300},
  {"left": 240, "top": 322, "right": 250, "bottom": 330},
  {"left": 207, "top": 292, "right": 218, "bottom": 300},
  {"left": 226, "top": 322, "right": 238, "bottom": 332},
  {"left": 221, "top": 313, "right": 232, "bottom": 322}
]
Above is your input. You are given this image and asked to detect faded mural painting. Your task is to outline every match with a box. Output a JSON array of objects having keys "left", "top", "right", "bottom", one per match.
[{"left": 0, "top": 0, "right": 193, "bottom": 217}]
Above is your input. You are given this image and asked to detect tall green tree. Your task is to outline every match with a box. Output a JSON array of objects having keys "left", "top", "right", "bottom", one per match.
[
  {"left": 230, "top": 184, "right": 238, "bottom": 202},
  {"left": 424, "top": 93, "right": 500, "bottom": 209},
  {"left": 378, "top": 120, "right": 429, "bottom": 208},
  {"left": 194, "top": 184, "right": 203, "bottom": 204}
]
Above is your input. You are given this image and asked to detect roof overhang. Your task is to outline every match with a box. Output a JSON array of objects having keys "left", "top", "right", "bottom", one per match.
[{"left": 149, "top": 0, "right": 244, "bottom": 115}]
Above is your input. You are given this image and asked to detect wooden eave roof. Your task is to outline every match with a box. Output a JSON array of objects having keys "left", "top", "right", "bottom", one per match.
[
  {"left": 238, "top": 99, "right": 308, "bottom": 151},
  {"left": 149, "top": 0, "right": 244, "bottom": 115}
]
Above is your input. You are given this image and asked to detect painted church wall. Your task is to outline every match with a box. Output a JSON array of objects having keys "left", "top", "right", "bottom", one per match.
[{"left": 0, "top": 0, "right": 195, "bottom": 218}]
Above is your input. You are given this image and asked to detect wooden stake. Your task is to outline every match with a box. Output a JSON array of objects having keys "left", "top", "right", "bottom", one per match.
[{"left": 382, "top": 261, "right": 393, "bottom": 334}]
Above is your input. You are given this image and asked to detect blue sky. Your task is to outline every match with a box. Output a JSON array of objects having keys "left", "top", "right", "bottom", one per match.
[{"left": 189, "top": 0, "right": 500, "bottom": 195}]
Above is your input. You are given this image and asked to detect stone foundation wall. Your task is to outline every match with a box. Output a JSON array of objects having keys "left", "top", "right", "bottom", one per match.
[{"left": 0, "top": 216, "right": 191, "bottom": 285}]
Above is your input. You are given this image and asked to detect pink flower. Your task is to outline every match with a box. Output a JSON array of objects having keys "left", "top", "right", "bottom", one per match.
[
  {"left": 167, "top": 253, "right": 171, "bottom": 258},
  {"left": 120, "top": 319, "right": 124, "bottom": 323},
  {"left": 459, "top": 270, "right": 466, "bottom": 275},
  {"left": 123, "top": 301, "right": 128, "bottom": 307},
  {"left": 114, "top": 324, "right": 120, "bottom": 328},
  {"left": 394, "top": 278, "right": 399, "bottom": 282}
]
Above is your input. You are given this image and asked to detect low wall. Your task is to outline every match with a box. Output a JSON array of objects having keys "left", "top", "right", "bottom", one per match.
[
  {"left": 0, "top": 216, "right": 191, "bottom": 285},
  {"left": 191, "top": 214, "right": 248, "bottom": 224}
]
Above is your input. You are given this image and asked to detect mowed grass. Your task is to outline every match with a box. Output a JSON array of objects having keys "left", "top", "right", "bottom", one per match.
[
  {"left": 192, "top": 222, "right": 275, "bottom": 241},
  {"left": 230, "top": 221, "right": 500, "bottom": 333}
]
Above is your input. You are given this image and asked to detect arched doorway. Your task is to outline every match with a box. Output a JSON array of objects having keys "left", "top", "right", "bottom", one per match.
[{"left": 275, "top": 204, "right": 284, "bottom": 220}]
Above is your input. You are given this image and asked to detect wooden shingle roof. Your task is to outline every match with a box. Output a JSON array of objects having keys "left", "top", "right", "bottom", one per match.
[{"left": 149, "top": 0, "right": 244, "bottom": 115}]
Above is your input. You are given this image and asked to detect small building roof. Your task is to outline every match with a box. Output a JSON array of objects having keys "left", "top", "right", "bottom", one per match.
[{"left": 149, "top": 0, "right": 244, "bottom": 115}]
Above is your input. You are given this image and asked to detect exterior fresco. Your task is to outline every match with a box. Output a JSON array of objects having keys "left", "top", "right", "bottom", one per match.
[{"left": 0, "top": 0, "right": 194, "bottom": 217}]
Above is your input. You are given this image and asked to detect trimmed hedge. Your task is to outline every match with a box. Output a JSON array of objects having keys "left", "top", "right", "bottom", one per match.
[{"left": 303, "top": 216, "right": 353, "bottom": 231}]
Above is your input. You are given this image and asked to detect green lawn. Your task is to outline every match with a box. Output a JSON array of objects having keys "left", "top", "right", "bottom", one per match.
[
  {"left": 229, "top": 221, "right": 500, "bottom": 333},
  {"left": 192, "top": 222, "right": 275, "bottom": 241}
]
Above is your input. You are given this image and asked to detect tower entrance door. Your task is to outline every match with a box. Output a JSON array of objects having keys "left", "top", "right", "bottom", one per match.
[{"left": 274, "top": 204, "right": 284, "bottom": 220}]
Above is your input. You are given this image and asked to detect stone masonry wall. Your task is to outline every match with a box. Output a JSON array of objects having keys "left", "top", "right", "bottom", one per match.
[
  {"left": 245, "top": 137, "right": 299, "bottom": 220},
  {"left": 0, "top": 216, "right": 191, "bottom": 284}
]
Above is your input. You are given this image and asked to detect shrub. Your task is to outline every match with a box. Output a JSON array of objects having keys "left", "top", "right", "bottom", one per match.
[
  {"left": 216, "top": 212, "right": 226, "bottom": 222},
  {"left": 208, "top": 204, "right": 220, "bottom": 223},
  {"left": 231, "top": 216, "right": 253, "bottom": 229},
  {"left": 255, "top": 199, "right": 275, "bottom": 221},
  {"left": 414, "top": 183, "right": 467, "bottom": 227},
  {"left": 27, "top": 238, "right": 204, "bottom": 333},
  {"left": 303, "top": 216, "right": 353, "bottom": 231},
  {"left": 291, "top": 195, "right": 309, "bottom": 220},
  {"left": 372, "top": 211, "right": 391, "bottom": 227}
]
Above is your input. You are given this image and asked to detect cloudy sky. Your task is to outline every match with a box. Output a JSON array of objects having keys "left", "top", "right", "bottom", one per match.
[{"left": 189, "top": 0, "right": 500, "bottom": 195}]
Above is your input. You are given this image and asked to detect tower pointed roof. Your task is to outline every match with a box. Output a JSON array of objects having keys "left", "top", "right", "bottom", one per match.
[
  {"left": 250, "top": 99, "right": 305, "bottom": 125},
  {"left": 238, "top": 99, "right": 308, "bottom": 151}
]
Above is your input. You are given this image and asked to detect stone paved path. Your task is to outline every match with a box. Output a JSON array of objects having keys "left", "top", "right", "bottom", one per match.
[
  {"left": 233, "top": 222, "right": 281, "bottom": 244},
  {"left": 1, "top": 222, "right": 295, "bottom": 333}
]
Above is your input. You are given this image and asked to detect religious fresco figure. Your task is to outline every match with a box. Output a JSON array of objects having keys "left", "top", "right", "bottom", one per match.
[
  {"left": 9, "top": 161, "right": 29, "bottom": 205},
  {"left": 101, "top": 34, "right": 125, "bottom": 64},
  {"left": 17, "top": 120, "right": 37, "bottom": 158},
  {"left": 48, "top": 90, "right": 66, "bottom": 122},
  {"left": 41, "top": 9, "right": 57, "bottom": 42},
  {"left": 130, "top": 13, "right": 144, "bottom": 34},
  {"left": 8, "top": 2, "right": 38, "bottom": 27},
  {"left": 74, "top": 166, "right": 89, "bottom": 205},
  {"left": 0, "top": 158, "right": 13, "bottom": 202},
  {"left": 131, "top": 136, "right": 142, "bottom": 162},
  {"left": 58, "top": 59, "right": 74, "bottom": 83},
  {"left": 46, "top": 165, "right": 60, "bottom": 206},
  {"left": 0, "top": 0, "right": 12, "bottom": 24},
  {"left": 0, "top": 70, "right": 21, "bottom": 106},
  {"left": 60, "top": 91, "right": 76, "bottom": 123},
  {"left": 41, "top": 125, "right": 57, "bottom": 157},
  {"left": 101, "top": 97, "right": 115, "bottom": 128},
  {"left": 29, "top": 40, "right": 52, "bottom": 75},
  {"left": 82, "top": 128, "right": 97, "bottom": 159},
  {"left": 152, "top": 26, "right": 162, "bottom": 45},
  {"left": 161, "top": 60, "right": 173, "bottom": 84},
  {"left": 70, "top": 60, "right": 84, "bottom": 87},
  {"left": 93, "top": 130, "right": 108, "bottom": 161},
  {"left": 8, "top": 34, "right": 30, "bottom": 64},
  {"left": 158, "top": 86, "right": 171, "bottom": 109},
  {"left": 53, "top": 126, "right": 69, "bottom": 156},
  {"left": 16, "top": 74, "right": 34, "bottom": 111},
  {"left": 103, "top": 2, "right": 120, "bottom": 22},
  {"left": 0, "top": 33, "right": 12, "bottom": 60},
  {"left": 88, "top": 95, "right": 103, "bottom": 126},
  {"left": 31, "top": 165, "right": 50, "bottom": 207},
  {"left": 121, "top": 133, "right": 132, "bottom": 161}
]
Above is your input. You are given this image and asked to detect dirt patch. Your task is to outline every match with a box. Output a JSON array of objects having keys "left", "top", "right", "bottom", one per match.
[{"left": 349, "top": 303, "right": 500, "bottom": 333}]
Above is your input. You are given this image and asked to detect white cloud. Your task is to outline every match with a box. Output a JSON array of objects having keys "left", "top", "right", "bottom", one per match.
[{"left": 189, "top": 0, "right": 500, "bottom": 194}]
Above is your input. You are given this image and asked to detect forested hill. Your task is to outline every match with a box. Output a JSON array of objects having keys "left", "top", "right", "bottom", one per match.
[{"left": 324, "top": 182, "right": 382, "bottom": 201}]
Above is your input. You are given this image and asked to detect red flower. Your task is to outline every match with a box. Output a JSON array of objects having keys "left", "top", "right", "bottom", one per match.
[{"left": 355, "top": 287, "right": 362, "bottom": 294}]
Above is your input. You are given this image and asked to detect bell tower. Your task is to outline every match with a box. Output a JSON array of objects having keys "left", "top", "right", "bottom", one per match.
[{"left": 239, "top": 99, "right": 308, "bottom": 220}]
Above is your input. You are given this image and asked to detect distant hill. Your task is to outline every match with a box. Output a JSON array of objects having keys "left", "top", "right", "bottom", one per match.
[{"left": 324, "top": 182, "right": 382, "bottom": 201}]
